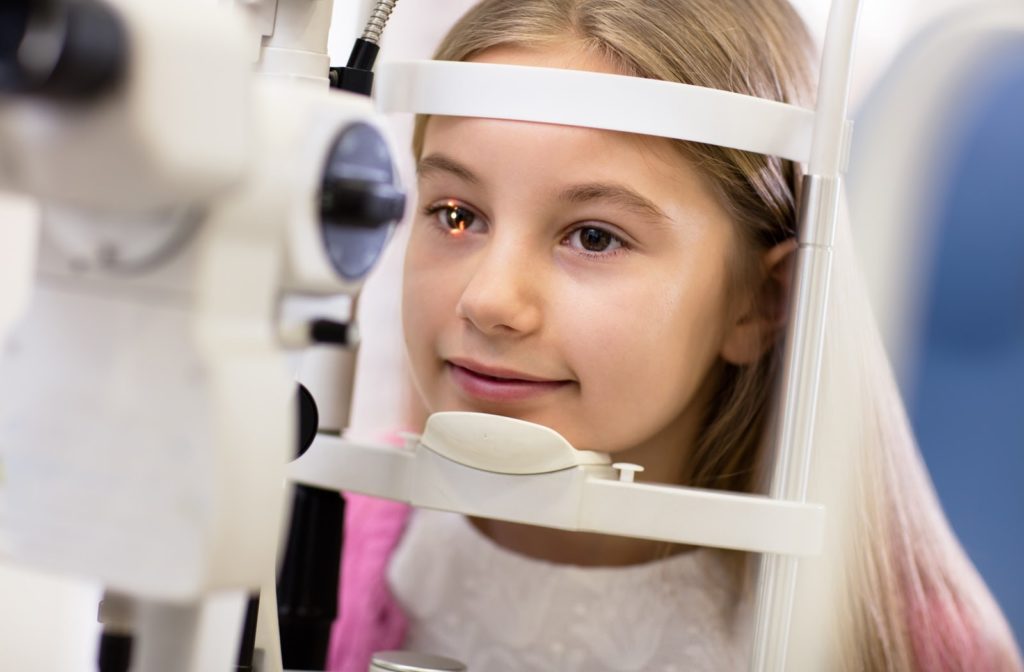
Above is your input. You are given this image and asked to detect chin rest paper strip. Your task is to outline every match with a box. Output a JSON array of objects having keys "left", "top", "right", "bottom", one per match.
[{"left": 377, "top": 60, "right": 820, "bottom": 162}]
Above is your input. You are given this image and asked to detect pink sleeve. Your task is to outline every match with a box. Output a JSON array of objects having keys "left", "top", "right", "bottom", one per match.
[{"left": 327, "top": 492, "right": 412, "bottom": 672}]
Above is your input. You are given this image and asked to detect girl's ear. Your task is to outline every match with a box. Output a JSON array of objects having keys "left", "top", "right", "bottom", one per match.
[{"left": 720, "top": 238, "right": 797, "bottom": 365}]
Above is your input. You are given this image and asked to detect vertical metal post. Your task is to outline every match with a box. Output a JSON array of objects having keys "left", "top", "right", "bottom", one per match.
[{"left": 749, "top": 1, "right": 862, "bottom": 669}]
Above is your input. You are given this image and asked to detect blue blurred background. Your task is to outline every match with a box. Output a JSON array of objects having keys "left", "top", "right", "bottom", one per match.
[{"left": 900, "top": 42, "right": 1024, "bottom": 645}]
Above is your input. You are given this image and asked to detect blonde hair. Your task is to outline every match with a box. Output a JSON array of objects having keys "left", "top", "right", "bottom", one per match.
[{"left": 412, "top": 0, "right": 1023, "bottom": 669}]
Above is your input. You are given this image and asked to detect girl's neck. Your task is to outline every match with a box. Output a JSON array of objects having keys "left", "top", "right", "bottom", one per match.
[{"left": 468, "top": 516, "right": 694, "bottom": 566}]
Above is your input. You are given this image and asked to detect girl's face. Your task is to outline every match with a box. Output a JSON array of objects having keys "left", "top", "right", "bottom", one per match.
[{"left": 402, "top": 45, "right": 749, "bottom": 479}]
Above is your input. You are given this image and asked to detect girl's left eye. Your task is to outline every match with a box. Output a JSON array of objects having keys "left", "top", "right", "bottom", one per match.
[{"left": 563, "top": 226, "right": 627, "bottom": 255}]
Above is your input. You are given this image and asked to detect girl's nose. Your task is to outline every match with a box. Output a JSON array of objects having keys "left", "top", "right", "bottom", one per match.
[{"left": 454, "top": 237, "right": 543, "bottom": 337}]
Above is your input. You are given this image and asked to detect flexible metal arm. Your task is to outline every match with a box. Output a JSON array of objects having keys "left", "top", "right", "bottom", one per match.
[{"left": 361, "top": 0, "right": 399, "bottom": 45}]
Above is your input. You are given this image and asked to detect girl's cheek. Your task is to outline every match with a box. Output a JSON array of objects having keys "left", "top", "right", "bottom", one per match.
[{"left": 405, "top": 230, "right": 447, "bottom": 272}]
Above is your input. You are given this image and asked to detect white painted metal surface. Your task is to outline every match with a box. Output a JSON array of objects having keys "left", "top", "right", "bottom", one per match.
[{"left": 290, "top": 413, "right": 827, "bottom": 558}]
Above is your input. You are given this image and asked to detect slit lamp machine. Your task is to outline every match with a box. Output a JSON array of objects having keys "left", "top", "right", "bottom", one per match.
[{"left": 0, "top": 0, "right": 867, "bottom": 670}]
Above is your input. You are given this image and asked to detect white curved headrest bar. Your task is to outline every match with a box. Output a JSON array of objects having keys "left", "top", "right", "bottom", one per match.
[{"left": 377, "top": 60, "right": 819, "bottom": 162}]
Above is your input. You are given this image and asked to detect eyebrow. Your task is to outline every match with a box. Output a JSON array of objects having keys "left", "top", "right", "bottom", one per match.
[
  {"left": 417, "top": 153, "right": 673, "bottom": 227},
  {"left": 417, "top": 153, "right": 481, "bottom": 185},
  {"left": 559, "top": 183, "right": 673, "bottom": 227}
]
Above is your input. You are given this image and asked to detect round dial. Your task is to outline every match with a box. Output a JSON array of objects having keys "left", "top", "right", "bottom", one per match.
[{"left": 318, "top": 122, "right": 405, "bottom": 282}]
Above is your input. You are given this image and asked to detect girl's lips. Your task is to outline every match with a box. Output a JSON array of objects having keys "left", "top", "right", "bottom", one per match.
[{"left": 447, "top": 362, "right": 570, "bottom": 402}]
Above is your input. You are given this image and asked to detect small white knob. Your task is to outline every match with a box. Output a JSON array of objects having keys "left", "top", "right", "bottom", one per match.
[{"left": 612, "top": 462, "right": 644, "bottom": 483}]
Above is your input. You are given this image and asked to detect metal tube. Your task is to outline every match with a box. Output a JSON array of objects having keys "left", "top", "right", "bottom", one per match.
[
  {"left": 808, "top": 0, "right": 862, "bottom": 176},
  {"left": 749, "top": 181, "right": 838, "bottom": 671},
  {"left": 749, "top": 1, "right": 862, "bottom": 668}
]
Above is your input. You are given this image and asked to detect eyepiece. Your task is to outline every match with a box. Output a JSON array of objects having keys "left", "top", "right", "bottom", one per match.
[
  {"left": 0, "top": 2, "right": 35, "bottom": 88},
  {"left": 0, "top": 0, "right": 126, "bottom": 100}
]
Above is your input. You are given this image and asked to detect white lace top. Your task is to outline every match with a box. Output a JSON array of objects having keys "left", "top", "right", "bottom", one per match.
[{"left": 387, "top": 508, "right": 753, "bottom": 672}]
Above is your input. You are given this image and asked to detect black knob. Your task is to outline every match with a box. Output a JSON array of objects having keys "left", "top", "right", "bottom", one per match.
[{"left": 321, "top": 177, "right": 406, "bottom": 229}]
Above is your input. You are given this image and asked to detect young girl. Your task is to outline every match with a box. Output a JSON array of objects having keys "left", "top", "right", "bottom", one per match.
[{"left": 329, "top": 1, "right": 1023, "bottom": 670}]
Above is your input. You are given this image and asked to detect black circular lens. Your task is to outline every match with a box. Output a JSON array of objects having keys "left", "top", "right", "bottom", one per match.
[
  {"left": 0, "top": 2, "right": 33, "bottom": 92},
  {"left": 0, "top": 0, "right": 125, "bottom": 99}
]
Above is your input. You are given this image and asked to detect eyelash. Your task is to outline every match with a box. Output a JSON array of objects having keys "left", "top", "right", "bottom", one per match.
[{"left": 421, "top": 201, "right": 631, "bottom": 259}]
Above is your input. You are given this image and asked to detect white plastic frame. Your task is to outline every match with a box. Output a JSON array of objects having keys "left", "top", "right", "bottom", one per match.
[
  {"left": 377, "top": 60, "right": 826, "bottom": 162},
  {"left": 291, "top": 413, "right": 828, "bottom": 557}
]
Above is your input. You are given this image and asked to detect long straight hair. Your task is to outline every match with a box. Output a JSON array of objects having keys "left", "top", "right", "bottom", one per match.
[{"left": 413, "top": 1, "right": 1023, "bottom": 669}]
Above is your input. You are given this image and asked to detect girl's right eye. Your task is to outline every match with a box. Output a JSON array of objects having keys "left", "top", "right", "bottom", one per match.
[{"left": 423, "top": 201, "right": 482, "bottom": 235}]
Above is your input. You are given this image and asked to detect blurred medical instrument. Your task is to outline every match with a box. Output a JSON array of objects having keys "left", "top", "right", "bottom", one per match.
[
  {"left": 847, "top": 1, "right": 1024, "bottom": 643},
  {"left": 0, "top": 0, "right": 851, "bottom": 669},
  {"left": 0, "top": 1, "right": 404, "bottom": 671},
  {"left": 5, "top": 0, "right": 1019, "bottom": 670}
]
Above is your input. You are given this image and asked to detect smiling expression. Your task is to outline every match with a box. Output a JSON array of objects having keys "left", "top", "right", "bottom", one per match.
[{"left": 402, "top": 45, "right": 746, "bottom": 479}]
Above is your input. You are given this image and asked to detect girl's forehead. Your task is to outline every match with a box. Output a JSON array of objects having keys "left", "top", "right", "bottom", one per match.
[
  {"left": 419, "top": 114, "right": 710, "bottom": 206},
  {"left": 424, "top": 113, "right": 672, "bottom": 161}
]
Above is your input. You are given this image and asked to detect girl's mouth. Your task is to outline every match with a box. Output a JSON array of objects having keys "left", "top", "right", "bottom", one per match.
[{"left": 446, "top": 361, "right": 571, "bottom": 403}]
